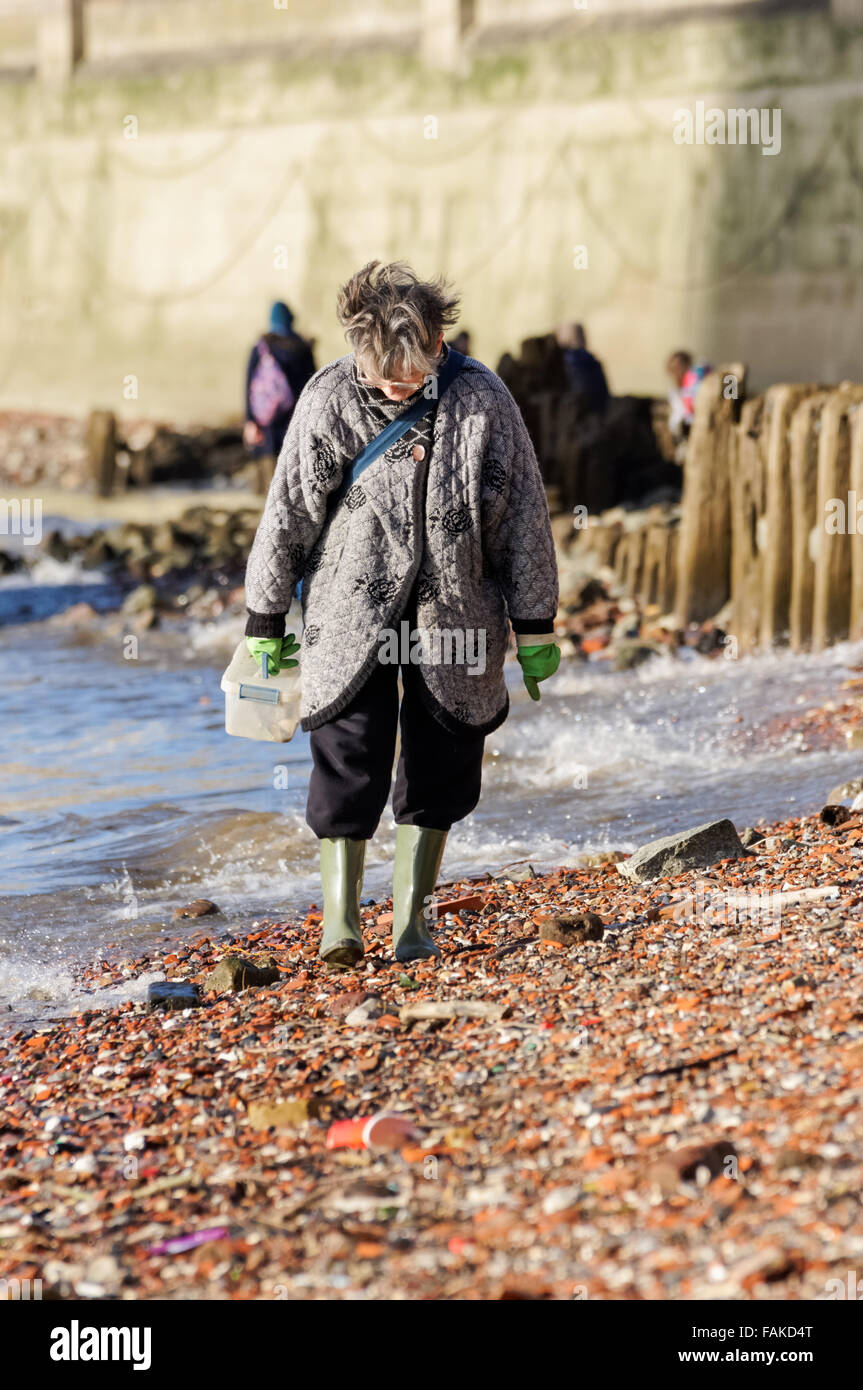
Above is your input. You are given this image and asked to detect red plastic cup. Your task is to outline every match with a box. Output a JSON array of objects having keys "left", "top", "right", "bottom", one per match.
[
  {"left": 362, "top": 1112, "right": 419, "bottom": 1150},
  {"left": 326, "top": 1118, "right": 367, "bottom": 1150},
  {"left": 326, "top": 1111, "right": 419, "bottom": 1151}
]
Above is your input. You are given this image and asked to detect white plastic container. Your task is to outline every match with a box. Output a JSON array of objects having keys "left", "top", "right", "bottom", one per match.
[{"left": 221, "top": 639, "right": 301, "bottom": 743}]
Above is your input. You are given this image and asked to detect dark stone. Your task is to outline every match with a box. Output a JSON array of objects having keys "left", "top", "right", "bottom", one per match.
[
  {"left": 694, "top": 624, "right": 726, "bottom": 655},
  {"left": 819, "top": 804, "right": 852, "bottom": 826},
  {"left": 147, "top": 981, "right": 201, "bottom": 1012},
  {"left": 648, "top": 1140, "right": 739, "bottom": 1193}
]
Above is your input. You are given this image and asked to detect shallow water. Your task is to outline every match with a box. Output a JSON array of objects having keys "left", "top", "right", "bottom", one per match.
[{"left": 2, "top": 561, "right": 862, "bottom": 1024}]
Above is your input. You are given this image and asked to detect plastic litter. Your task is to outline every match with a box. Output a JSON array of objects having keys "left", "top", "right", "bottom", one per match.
[
  {"left": 146, "top": 1226, "right": 230, "bottom": 1257},
  {"left": 326, "top": 1111, "right": 420, "bottom": 1151}
]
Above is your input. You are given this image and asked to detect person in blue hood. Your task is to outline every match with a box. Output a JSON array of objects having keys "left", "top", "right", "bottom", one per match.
[
  {"left": 556, "top": 322, "right": 610, "bottom": 414},
  {"left": 244, "top": 301, "right": 316, "bottom": 490}
]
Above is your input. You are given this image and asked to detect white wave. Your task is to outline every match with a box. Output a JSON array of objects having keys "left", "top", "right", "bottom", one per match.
[
  {"left": 187, "top": 611, "right": 246, "bottom": 655},
  {"left": 0, "top": 555, "right": 107, "bottom": 589},
  {"left": 0, "top": 957, "right": 167, "bottom": 1024}
]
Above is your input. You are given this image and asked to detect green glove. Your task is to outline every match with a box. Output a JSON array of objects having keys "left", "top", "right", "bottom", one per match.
[
  {"left": 516, "top": 642, "right": 560, "bottom": 701},
  {"left": 245, "top": 634, "right": 300, "bottom": 676}
]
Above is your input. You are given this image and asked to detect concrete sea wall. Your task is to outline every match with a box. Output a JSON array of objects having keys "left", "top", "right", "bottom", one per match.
[{"left": 1, "top": 0, "right": 863, "bottom": 420}]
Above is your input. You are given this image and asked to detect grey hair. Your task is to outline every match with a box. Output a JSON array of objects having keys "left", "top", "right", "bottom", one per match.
[{"left": 337, "top": 260, "right": 461, "bottom": 380}]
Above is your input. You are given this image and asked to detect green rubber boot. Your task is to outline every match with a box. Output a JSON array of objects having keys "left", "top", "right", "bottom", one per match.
[
  {"left": 392, "top": 825, "right": 446, "bottom": 963},
  {"left": 318, "top": 837, "right": 366, "bottom": 969}
]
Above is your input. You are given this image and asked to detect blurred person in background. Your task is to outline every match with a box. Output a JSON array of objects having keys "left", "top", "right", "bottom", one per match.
[
  {"left": 448, "top": 328, "right": 472, "bottom": 356},
  {"left": 666, "top": 349, "right": 711, "bottom": 447},
  {"left": 556, "top": 322, "right": 610, "bottom": 415},
  {"left": 244, "top": 301, "right": 316, "bottom": 491}
]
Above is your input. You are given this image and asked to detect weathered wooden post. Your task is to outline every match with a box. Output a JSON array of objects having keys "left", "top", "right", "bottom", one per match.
[
  {"left": 674, "top": 364, "right": 745, "bottom": 624},
  {"left": 812, "top": 385, "right": 863, "bottom": 651},
  {"left": 729, "top": 395, "right": 766, "bottom": 652},
  {"left": 614, "top": 525, "right": 647, "bottom": 598},
  {"left": 639, "top": 520, "right": 678, "bottom": 614},
  {"left": 759, "top": 384, "right": 819, "bottom": 648},
  {"left": 87, "top": 409, "right": 117, "bottom": 498},
  {"left": 789, "top": 391, "right": 831, "bottom": 651},
  {"left": 849, "top": 404, "right": 863, "bottom": 641}
]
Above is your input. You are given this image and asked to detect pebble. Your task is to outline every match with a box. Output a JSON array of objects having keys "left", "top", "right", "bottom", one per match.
[
  {"left": 174, "top": 899, "right": 221, "bottom": 920},
  {"left": 1, "top": 800, "right": 862, "bottom": 1303},
  {"left": 147, "top": 981, "right": 201, "bottom": 1012}
]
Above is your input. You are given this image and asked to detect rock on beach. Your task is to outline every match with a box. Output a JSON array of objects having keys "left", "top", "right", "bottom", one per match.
[
  {"left": 618, "top": 818, "right": 748, "bottom": 883},
  {"left": 204, "top": 955, "right": 280, "bottom": 993}
]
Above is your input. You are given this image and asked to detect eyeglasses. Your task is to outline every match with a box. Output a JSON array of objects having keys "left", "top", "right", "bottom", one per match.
[{"left": 356, "top": 374, "right": 422, "bottom": 391}]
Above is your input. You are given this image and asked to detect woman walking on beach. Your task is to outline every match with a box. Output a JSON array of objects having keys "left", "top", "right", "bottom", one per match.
[
  {"left": 243, "top": 300, "right": 316, "bottom": 492},
  {"left": 244, "top": 261, "right": 560, "bottom": 967}
]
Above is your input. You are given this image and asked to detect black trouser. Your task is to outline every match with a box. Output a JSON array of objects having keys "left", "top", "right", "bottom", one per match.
[{"left": 306, "top": 659, "right": 485, "bottom": 839}]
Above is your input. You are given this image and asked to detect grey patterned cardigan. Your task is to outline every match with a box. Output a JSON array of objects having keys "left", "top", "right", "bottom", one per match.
[{"left": 244, "top": 352, "right": 559, "bottom": 734}]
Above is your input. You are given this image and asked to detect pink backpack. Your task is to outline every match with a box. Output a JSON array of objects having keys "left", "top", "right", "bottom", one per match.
[{"left": 249, "top": 338, "right": 295, "bottom": 427}]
